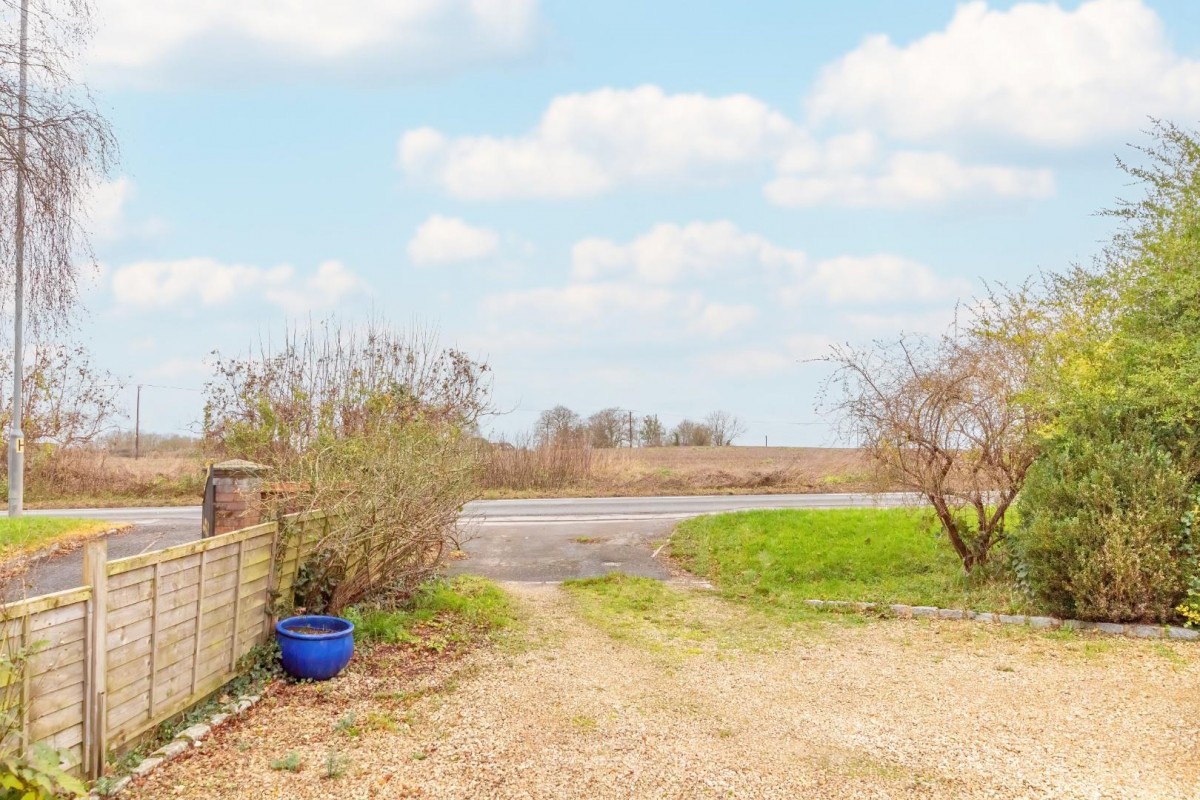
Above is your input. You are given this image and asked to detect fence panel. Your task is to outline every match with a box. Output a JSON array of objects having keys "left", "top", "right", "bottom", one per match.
[
  {"left": 0, "top": 511, "right": 332, "bottom": 779},
  {"left": 102, "top": 522, "right": 277, "bottom": 748},
  {"left": 1, "top": 587, "right": 93, "bottom": 771}
]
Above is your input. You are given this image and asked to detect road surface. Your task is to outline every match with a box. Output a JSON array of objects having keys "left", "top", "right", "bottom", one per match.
[{"left": 10, "top": 493, "right": 919, "bottom": 596}]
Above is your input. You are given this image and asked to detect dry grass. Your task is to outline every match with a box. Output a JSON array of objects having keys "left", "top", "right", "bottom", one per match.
[
  {"left": 481, "top": 445, "right": 873, "bottom": 498},
  {"left": 5, "top": 449, "right": 206, "bottom": 508}
]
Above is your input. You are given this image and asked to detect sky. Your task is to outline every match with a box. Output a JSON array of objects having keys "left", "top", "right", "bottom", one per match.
[{"left": 64, "top": 0, "right": 1200, "bottom": 445}]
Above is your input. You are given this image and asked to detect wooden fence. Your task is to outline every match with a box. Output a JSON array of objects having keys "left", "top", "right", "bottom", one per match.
[{"left": 1, "top": 511, "right": 326, "bottom": 779}]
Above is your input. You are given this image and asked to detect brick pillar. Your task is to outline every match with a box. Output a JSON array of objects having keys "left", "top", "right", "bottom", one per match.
[{"left": 203, "top": 459, "right": 270, "bottom": 537}]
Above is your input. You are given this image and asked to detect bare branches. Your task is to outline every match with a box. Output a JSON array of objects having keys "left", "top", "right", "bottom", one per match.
[
  {"left": 0, "top": 0, "right": 115, "bottom": 331},
  {"left": 204, "top": 317, "right": 492, "bottom": 614},
  {"left": 822, "top": 303, "right": 1043, "bottom": 572}
]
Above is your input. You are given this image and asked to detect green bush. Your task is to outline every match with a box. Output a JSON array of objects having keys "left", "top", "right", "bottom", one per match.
[{"left": 1016, "top": 417, "right": 1196, "bottom": 623}]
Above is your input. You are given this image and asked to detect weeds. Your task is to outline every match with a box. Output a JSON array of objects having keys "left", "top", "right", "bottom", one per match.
[
  {"left": 270, "top": 752, "right": 302, "bottom": 772},
  {"left": 323, "top": 749, "right": 348, "bottom": 779}
]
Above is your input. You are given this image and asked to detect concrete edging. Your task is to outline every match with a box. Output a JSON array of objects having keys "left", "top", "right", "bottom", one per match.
[
  {"left": 90, "top": 693, "right": 263, "bottom": 797},
  {"left": 802, "top": 599, "right": 1200, "bottom": 642}
]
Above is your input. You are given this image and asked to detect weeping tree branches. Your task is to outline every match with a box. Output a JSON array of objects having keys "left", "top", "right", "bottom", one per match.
[
  {"left": 0, "top": 0, "right": 114, "bottom": 331},
  {"left": 821, "top": 297, "right": 1044, "bottom": 573},
  {"left": 204, "top": 318, "right": 492, "bottom": 613}
]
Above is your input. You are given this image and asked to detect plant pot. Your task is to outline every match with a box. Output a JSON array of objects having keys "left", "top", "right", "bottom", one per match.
[{"left": 275, "top": 615, "right": 355, "bottom": 680}]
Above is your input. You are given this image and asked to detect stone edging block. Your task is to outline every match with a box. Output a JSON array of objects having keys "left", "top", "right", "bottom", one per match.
[
  {"left": 89, "top": 693, "right": 263, "bottom": 798},
  {"left": 803, "top": 598, "right": 1196, "bottom": 642}
]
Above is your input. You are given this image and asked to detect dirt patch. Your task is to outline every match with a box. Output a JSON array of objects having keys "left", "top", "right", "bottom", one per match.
[{"left": 121, "top": 583, "right": 1200, "bottom": 800}]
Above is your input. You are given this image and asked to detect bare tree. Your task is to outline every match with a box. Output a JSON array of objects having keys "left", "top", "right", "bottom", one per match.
[
  {"left": 671, "top": 419, "right": 713, "bottom": 447},
  {"left": 0, "top": 340, "right": 122, "bottom": 448},
  {"left": 0, "top": 0, "right": 115, "bottom": 330},
  {"left": 705, "top": 410, "right": 746, "bottom": 446},
  {"left": 586, "top": 407, "right": 627, "bottom": 448},
  {"left": 535, "top": 405, "right": 584, "bottom": 446},
  {"left": 821, "top": 312, "right": 1041, "bottom": 573}
]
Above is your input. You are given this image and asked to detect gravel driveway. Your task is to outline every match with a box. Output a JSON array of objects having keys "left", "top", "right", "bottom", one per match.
[{"left": 123, "top": 582, "right": 1200, "bottom": 800}]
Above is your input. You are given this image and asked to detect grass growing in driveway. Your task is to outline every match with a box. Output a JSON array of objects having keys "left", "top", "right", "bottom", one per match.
[
  {"left": 0, "top": 516, "right": 118, "bottom": 563},
  {"left": 671, "top": 508, "right": 1031, "bottom": 615},
  {"left": 562, "top": 573, "right": 812, "bottom": 655},
  {"left": 345, "top": 575, "right": 520, "bottom": 649}
]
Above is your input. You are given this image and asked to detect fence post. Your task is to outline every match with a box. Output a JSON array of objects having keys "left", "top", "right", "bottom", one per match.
[{"left": 82, "top": 539, "right": 107, "bottom": 780}]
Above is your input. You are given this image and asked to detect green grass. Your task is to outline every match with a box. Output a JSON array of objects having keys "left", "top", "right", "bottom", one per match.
[
  {"left": 562, "top": 573, "right": 811, "bottom": 655},
  {"left": 345, "top": 575, "right": 518, "bottom": 649},
  {"left": 671, "top": 508, "right": 1031, "bottom": 615},
  {"left": 0, "top": 517, "right": 117, "bottom": 562}
]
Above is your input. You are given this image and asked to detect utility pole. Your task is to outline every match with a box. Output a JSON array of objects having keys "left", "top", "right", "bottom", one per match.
[
  {"left": 628, "top": 410, "right": 634, "bottom": 448},
  {"left": 8, "top": 0, "right": 29, "bottom": 517},
  {"left": 134, "top": 385, "right": 142, "bottom": 459}
]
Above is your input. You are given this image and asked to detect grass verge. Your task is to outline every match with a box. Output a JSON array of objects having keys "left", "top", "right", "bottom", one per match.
[
  {"left": 671, "top": 508, "right": 1032, "bottom": 616},
  {"left": 0, "top": 517, "right": 121, "bottom": 564}
]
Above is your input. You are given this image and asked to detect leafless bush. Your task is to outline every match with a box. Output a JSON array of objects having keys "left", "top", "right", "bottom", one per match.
[
  {"left": 204, "top": 318, "right": 491, "bottom": 613},
  {"left": 821, "top": 307, "right": 1042, "bottom": 573},
  {"left": 478, "top": 432, "right": 595, "bottom": 491}
]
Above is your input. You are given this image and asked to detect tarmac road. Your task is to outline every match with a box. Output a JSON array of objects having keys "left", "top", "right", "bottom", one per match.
[{"left": 9, "top": 492, "right": 919, "bottom": 595}]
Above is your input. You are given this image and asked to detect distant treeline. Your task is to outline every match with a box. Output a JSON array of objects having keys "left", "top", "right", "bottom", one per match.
[{"left": 515, "top": 405, "right": 746, "bottom": 449}]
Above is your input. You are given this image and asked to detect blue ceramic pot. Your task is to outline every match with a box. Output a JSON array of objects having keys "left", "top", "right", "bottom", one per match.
[{"left": 275, "top": 615, "right": 355, "bottom": 680}]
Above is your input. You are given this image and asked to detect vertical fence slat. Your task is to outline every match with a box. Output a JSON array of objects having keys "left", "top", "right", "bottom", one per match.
[
  {"left": 83, "top": 539, "right": 107, "bottom": 780},
  {"left": 229, "top": 540, "right": 245, "bottom": 672},
  {"left": 190, "top": 551, "right": 208, "bottom": 696},
  {"left": 147, "top": 562, "right": 160, "bottom": 720},
  {"left": 19, "top": 611, "right": 31, "bottom": 748}
]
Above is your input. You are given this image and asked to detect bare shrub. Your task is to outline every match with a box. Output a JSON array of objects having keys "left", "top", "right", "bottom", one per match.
[
  {"left": 204, "top": 319, "right": 490, "bottom": 613},
  {"left": 0, "top": 341, "right": 123, "bottom": 449},
  {"left": 671, "top": 419, "right": 713, "bottom": 447},
  {"left": 822, "top": 313, "right": 1042, "bottom": 573},
  {"left": 479, "top": 432, "right": 595, "bottom": 491}
]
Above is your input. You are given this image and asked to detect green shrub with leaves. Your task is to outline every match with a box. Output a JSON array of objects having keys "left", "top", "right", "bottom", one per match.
[
  {"left": 1011, "top": 122, "right": 1200, "bottom": 623},
  {"left": 0, "top": 744, "right": 86, "bottom": 799},
  {"left": 1016, "top": 416, "right": 1195, "bottom": 622}
]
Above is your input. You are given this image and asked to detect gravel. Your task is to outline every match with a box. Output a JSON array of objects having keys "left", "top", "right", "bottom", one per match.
[{"left": 122, "top": 583, "right": 1200, "bottom": 800}]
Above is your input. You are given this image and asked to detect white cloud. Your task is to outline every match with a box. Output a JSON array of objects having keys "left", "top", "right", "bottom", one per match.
[
  {"left": 766, "top": 134, "right": 1054, "bottom": 208},
  {"left": 407, "top": 215, "right": 501, "bottom": 267},
  {"left": 110, "top": 257, "right": 365, "bottom": 312},
  {"left": 89, "top": 0, "right": 540, "bottom": 86},
  {"left": 572, "top": 220, "right": 805, "bottom": 284},
  {"left": 400, "top": 85, "right": 798, "bottom": 200},
  {"left": 688, "top": 303, "right": 758, "bottom": 338},
  {"left": 402, "top": 85, "right": 1056, "bottom": 207},
  {"left": 807, "top": 0, "right": 1200, "bottom": 145},
  {"left": 264, "top": 260, "right": 367, "bottom": 313},
  {"left": 83, "top": 177, "right": 168, "bottom": 241},
  {"left": 789, "top": 254, "right": 972, "bottom": 305}
]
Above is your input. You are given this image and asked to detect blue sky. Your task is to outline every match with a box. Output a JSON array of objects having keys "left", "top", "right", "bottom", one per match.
[{"left": 75, "top": 0, "right": 1200, "bottom": 444}]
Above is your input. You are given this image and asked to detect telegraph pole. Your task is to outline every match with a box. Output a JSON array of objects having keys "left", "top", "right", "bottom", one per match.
[
  {"left": 628, "top": 411, "right": 634, "bottom": 448},
  {"left": 8, "top": 0, "right": 29, "bottom": 517},
  {"left": 134, "top": 385, "right": 142, "bottom": 459}
]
